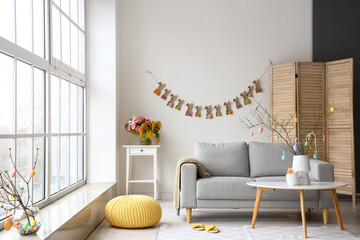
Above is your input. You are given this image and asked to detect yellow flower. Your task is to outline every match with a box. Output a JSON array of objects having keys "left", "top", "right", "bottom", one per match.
[
  {"left": 146, "top": 130, "right": 153, "bottom": 139},
  {"left": 140, "top": 123, "right": 148, "bottom": 138}
]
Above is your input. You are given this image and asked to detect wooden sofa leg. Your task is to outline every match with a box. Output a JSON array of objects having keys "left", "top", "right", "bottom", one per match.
[
  {"left": 323, "top": 208, "right": 329, "bottom": 224},
  {"left": 186, "top": 208, "right": 192, "bottom": 223}
]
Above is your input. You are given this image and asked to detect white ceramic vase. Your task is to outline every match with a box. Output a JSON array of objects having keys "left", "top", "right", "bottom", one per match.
[{"left": 292, "top": 155, "right": 311, "bottom": 185}]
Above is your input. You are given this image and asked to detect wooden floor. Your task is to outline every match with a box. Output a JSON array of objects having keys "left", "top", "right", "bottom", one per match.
[{"left": 87, "top": 196, "right": 360, "bottom": 240}]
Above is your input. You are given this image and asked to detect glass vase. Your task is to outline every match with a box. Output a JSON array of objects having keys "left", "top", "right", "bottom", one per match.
[
  {"left": 13, "top": 206, "right": 42, "bottom": 236},
  {"left": 140, "top": 136, "right": 152, "bottom": 145}
]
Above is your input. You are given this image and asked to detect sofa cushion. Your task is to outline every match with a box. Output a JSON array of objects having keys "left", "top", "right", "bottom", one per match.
[
  {"left": 196, "top": 177, "right": 256, "bottom": 200},
  {"left": 194, "top": 142, "right": 249, "bottom": 176},
  {"left": 248, "top": 142, "right": 294, "bottom": 178},
  {"left": 254, "top": 176, "right": 319, "bottom": 200}
]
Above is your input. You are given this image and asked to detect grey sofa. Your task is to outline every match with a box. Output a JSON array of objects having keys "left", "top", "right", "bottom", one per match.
[{"left": 180, "top": 142, "right": 334, "bottom": 223}]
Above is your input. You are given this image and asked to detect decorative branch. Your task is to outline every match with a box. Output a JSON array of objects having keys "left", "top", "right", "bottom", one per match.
[
  {"left": 239, "top": 98, "right": 323, "bottom": 156},
  {"left": 0, "top": 148, "right": 40, "bottom": 227}
]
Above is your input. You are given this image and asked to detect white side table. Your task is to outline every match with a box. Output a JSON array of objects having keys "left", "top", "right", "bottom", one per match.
[{"left": 123, "top": 145, "right": 160, "bottom": 199}]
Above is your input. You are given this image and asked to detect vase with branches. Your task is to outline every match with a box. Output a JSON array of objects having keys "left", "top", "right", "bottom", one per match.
[
  {"left": 239, "top": 98, "right": 325, "bottom": 185},
  {"left": 0, "top": 148, "right": 42, "bottom": 236},
  {"left": 239, "top": 98, "right": 323, "bottom": 157}
]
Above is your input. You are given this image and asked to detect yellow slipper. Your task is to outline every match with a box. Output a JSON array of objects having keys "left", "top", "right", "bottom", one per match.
[
  {"left": 205, "top": 224, "right": 220, "bottom": 233},
  {"left": 191, "top": 223, "right": 205, "bottom": 231}
]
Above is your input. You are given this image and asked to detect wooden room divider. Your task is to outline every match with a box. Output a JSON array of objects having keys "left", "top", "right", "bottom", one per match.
[{"left": 270, "top": 58, "right": 356, "bottom": 205}]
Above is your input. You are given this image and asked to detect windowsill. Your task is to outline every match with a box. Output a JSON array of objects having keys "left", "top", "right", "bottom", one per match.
[{"left": 0, "top": 182, "right": 116, "bottom": 240}]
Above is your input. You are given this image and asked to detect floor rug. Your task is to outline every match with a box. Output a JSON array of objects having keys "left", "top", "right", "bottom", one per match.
[{"left": 155, "top": 224, "right": 360, "bottom": 240}]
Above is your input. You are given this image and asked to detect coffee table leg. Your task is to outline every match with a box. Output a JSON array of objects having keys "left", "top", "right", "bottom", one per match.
[
  {"left": 251, "top": 187, "right": 263, "bottom": 228},
  {"left": 323, "top": 208, "right": 329, "bottom": 224},
  {"left": 330, "top": 189, "right": 344, "bottom": 230},
  {"left": 298, "top": 190, "right": 307, "bottom": 238}
]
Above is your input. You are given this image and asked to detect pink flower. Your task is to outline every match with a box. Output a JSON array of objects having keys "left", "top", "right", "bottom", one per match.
[
  {"left": 131, "top": 122, "right": 136, "bottom": 130},
  {"left": 135, "top": 126, "right": 141, "bottom": 133},
  {"left": 134, "top": 118, "right": 141, "bottom": 124},
  {"left": 127, "top": 125, "right": 131, "bottom": 131},
  {"left": 140, "top": 116, "right": 145, "bottom": 122},
  {"left": 145, "top": 119, "right": 151, "bottom": 126}
]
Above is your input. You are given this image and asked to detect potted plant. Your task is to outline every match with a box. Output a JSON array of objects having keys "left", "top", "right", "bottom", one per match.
[{"left": 125, "top": 116, "right": 162, "bottom": 145}]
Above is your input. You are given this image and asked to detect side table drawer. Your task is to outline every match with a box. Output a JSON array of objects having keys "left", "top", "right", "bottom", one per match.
[{"left": 130, "top": 147, "right": 156, "bottom": 155}]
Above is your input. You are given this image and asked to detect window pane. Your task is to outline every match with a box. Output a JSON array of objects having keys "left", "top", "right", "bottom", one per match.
[
  {"left": 61, "top": 0, "right": 70, "bottom": 16},
  {"left": 34, "top": 68, "right": 45, "bottom": 133},
  {"left": 0, "top": 53, "right": 14, "bottom": 134},
  {"left": 71, "top": 24, "right": 78, "bottom": 70},
  {"left": 77, "top": 136, "right": 84, "bottom": 181},
  {"left": 51, "top": 76, "right": 60, "bottom": 133},
  {"left": 79, "top": 31, "right": 85, "bottom": 73},
  {"left": 52, "top": 6, "right": 61, "bottom": 60},
  {"left": 61, "top": 14, "right": 70, "bottom": 65},
  {"left": 0, "top": 0, "right": 15, "bottom": 42},
  {"left": 17, "top": 61, "right": 32, "bottom": 134},
  {"left": 71, "top": 0, "right": 78, "bottom": 24},
  {"left": 16, "top": 138, "right": 32, "bottom": 185},
  {"left": 79, "top": 0, "right": 84, "bottom": 30},
  {"left": 61, "top": 79, "right": 69, "bottom": 133},
  {"left": 70, "top": 136, "right": 77, "bottom": 185},
  {"left": 60, "top": 136, "right": 69, "bottom": 190},
  {"left": 33, "top": 0, "right": 45, "bottom": 57},
  {"left": 0, "top": 139, "right": 15, "bottom": 178},
  {"left": 0, "top": 139, "right": 15, "bottom": 219},
  {"left": 70, "top": 83, "right": 77, "bottom": 133},
  {"left": 16, "top": 0, "right": 32, "bottom": 52},
  {"left": 50, "top": 137, "right": 59, "bottom": 195},
  {"left": 33, "top": 137, "right": 45, "bottom": 203},
  {"left": 78, "top": 86, "right": 84, "bottom": 133}
]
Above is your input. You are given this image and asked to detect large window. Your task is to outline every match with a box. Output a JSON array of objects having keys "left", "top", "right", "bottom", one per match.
[{"left": 0, "top": 0, "right": 86, "bottom": 221}]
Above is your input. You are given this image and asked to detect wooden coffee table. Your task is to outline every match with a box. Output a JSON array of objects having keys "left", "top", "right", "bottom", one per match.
[{"left": 246, "top": 182, "right": 347, "bottom": 238}]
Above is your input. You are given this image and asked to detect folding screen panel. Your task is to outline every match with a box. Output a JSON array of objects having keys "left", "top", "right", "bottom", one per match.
[
  {"left": 297, "top": 62, "right": 326, "bottom": 162},
  {"left": 326, "top": 58, "right": 356, "bottom": 204},
  {"left": 270, "top": 62, "right": 297, "bottom": 143}
]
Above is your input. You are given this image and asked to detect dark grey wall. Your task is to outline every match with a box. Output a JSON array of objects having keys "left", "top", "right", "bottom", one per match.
[{"left": 313, "top": 0, "right": 360, "bottom": 192}]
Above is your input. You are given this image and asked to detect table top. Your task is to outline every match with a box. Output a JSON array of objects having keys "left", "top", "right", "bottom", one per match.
[
  {"left": 123, "top": 145, "right": 160, "bottom": 148},
  {"left": 246, "top": 181, "right": 347, "bottom": 190}
]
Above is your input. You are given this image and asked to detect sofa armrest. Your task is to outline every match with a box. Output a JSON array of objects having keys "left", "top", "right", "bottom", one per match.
[
  {"left": 180, "top": 163, "right": 197, "bottom": 208},
  {"left": 309, "top": 159, "right": 334, "bottom": 182}
]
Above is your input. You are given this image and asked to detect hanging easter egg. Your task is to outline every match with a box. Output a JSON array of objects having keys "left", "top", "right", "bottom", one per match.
[
  {"left": 304, "top": 141, "right": 308, "bottom": 147},
  {"left": 4, "top": 219, "right": 12, "bottom": 231},
  {"left": 275, "top": 135, "right": 279, "bottom": 141},
  {"left": 30, "top": 170, "right": 35, "bottom": 178},
  {"left": 258, "top": 126, "right": 263, "bottom": 134},
  {"left": 250, "top": 131, "right": 254, "bottom": 137},
  {"left": 281, "top": 150, "right": 286, "bottom": 160},
  {"left": 9, "top": 194, "right": 14, "bottom": 200},
  {"left": 330, "top": 107, "right": 335, "bottom": 112},
  {"left": 284, "top": 140, "right": 288, "bottom": 144},
  {"left": 313, "top": 154, "right": 318, "bottom": 159},
  {"left": 254, "top": 106, "right": 258, "bottom": 111},
  {"left": 10, "top": 171, "right": 16, "bottom": 178},
  {"left": 295, "top": 117, "right": 298, "bottom": 122},
  {"left": 293, "top": 144, "right": 298, "bottom": 152},
  {"left": 323, "top": 135, "right": 326, "bottom": 142}
]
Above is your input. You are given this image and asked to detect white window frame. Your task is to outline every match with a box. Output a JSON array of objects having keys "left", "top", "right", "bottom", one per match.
[{"left": 0, "top": 0, "right": 87, "bottom": 224}]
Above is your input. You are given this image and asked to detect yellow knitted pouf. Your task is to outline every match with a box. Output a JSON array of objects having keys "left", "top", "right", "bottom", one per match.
[{"left": 105, "top": 195, "right": 162, "bottom": 228}]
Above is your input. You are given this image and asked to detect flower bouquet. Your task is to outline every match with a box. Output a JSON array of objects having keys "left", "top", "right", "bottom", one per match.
[{"left": 125, "top": 116, "right": 162, "bottom": 145}]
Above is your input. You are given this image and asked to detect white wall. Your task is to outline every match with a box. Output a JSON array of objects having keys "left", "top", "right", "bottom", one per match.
[
  {"left": 86, "top": 0, "right": 118, "bottom": 183},
  {"left": 115, "top": 0, "right": 312, "bottom": 197}
]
